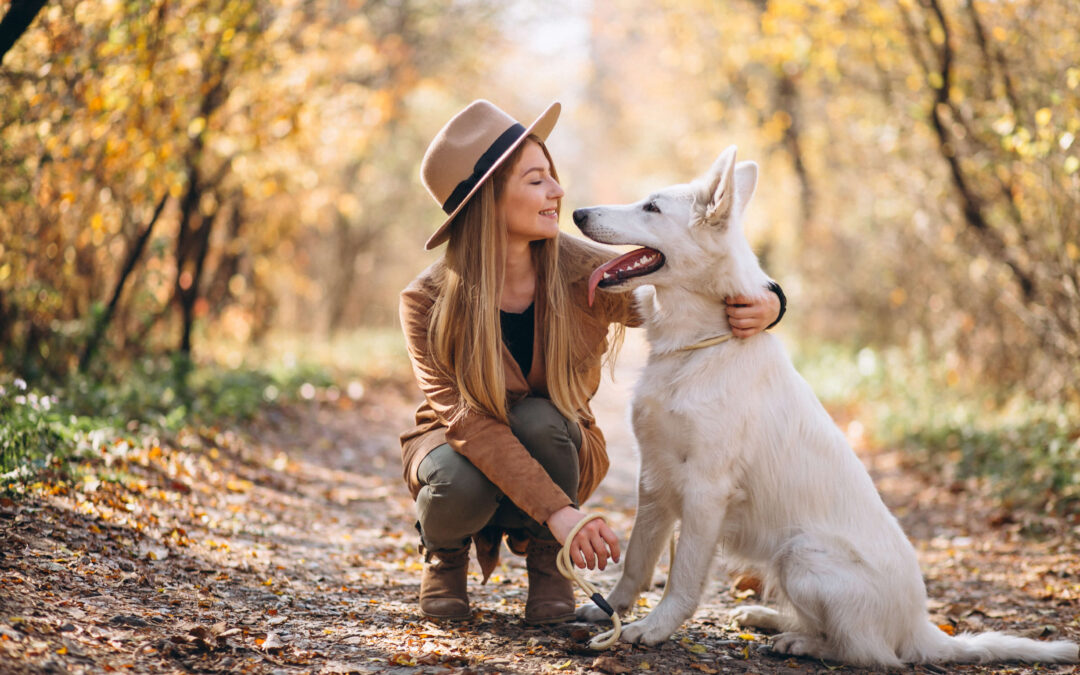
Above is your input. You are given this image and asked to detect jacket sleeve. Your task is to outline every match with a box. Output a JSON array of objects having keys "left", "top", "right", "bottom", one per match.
[{"left": 399, "top": 283, "right": 574, "bottom": 526}]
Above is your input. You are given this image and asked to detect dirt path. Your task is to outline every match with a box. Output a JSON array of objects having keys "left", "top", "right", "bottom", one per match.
[{"left": 1, "top": 334, "right": 1077, "bottom": 674}]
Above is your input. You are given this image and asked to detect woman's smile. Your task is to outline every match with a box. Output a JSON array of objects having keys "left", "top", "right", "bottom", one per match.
[{"left": 499, "top": 140, "right": 565, "bottom": 245}]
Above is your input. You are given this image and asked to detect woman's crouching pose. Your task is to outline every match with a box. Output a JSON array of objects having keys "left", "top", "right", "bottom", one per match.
[{"left": 398, "top": 100, "right": 784, "bottom": 623}]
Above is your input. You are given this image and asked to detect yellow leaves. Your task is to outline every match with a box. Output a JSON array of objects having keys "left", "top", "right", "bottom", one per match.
[
  {"left": 553, "top": 660, "right": 573, "bottom": 670},
  {"left": 1035, "top": 108, "right": 1053, "bottom": 127},
  {"left": 187, "top": 117, "right": 207, "bottom": 138},
  {"left": 889, "top": 287, "right": 907, "bottom": 308},
  {"left": 993, "top": 115, "right": 1016, "bottom": 136},
  {"left": 638, "top": 661, "right": 651, "bottom": 670},
  {"left": 1064, "top": 157, "right": 1080, "bottom": 175},
  {"left": 737, "top": 632, "right": 758, "bottom": 641},
  {"left": 938, "top": 622, "right": 956, "bottom": 635},
  {"left": 761, "top": 110, "right": 793, "bottom": 144},
  {"left": 1068, "top": 68, "right": 1080, "bottom": 90},
  {"left": 1066, "top": 242, "right": 1080, "bottom": 261}
]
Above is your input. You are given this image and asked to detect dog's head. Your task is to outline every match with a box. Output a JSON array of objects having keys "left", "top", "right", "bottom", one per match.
[{"left": 573, "top": 146, "right": 758, "bottom": 305}]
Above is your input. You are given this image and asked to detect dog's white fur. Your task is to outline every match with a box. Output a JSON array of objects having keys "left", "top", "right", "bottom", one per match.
[{"left": 572, "top": 147, "right": 1078, "bottom": 667}]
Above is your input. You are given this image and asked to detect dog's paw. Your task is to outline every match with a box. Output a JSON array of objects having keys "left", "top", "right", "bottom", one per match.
[
  {"left": 620, "top": 618, "right": 674, "bottom": 646},
  {"left": 576, "top": 603, "right": 613, "bottom": 623},
  {"left": 730, "top": 605, "right": 782, "bottom": 631},
  {"left": 770, "top": 632, "right": 828, "bottom": 659}
]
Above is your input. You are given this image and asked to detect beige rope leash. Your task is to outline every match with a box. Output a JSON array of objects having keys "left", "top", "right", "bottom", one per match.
[
  {"left": 676, "top": 332, "right": 733, "bottom": 352},
  {"left": 556, "top": 513, "right": 621, "bottom": 650}
]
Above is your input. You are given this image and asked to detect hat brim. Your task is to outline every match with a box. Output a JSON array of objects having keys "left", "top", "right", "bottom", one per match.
[{"left": 424, "top": 101, "right": 562, "bottom": 250}]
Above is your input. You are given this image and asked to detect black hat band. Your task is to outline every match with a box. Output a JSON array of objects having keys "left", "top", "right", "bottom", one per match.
[{"left": 441, "top": 123, "right": 526, "bottom": 215}]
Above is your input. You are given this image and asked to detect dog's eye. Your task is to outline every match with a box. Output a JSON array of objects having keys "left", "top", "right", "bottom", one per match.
[{"left": 643, "top": 201, "right": 660, "bottom": 213}]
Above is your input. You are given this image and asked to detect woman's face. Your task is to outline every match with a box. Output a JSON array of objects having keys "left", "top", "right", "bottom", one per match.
[{"left": 498, "top": 140, "right": 564, "bottom": 246}]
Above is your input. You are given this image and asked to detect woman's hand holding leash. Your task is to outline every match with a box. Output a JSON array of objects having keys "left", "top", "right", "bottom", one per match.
[
  {"left": 547, "top": 506, "right": 621, "bottom": 570},
  {"left": 549, "top": 510, "right": 624, "bottom": 650}
]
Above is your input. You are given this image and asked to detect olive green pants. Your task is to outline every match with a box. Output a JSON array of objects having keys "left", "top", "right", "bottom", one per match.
[{"left": 415, "top": 397, "right": 583, "bottom": 552}]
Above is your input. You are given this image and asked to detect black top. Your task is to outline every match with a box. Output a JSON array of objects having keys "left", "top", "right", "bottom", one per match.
[{"left": 500, "top": 303, "right": 534, "bottom": 376}]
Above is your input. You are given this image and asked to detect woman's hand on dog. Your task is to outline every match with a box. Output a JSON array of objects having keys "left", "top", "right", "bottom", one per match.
[
  {"left": 725, "top": 292, "right": 781, "bottom": 338},
  {"left": 546, "top": 506, "right": 621, "bottom": 570}
]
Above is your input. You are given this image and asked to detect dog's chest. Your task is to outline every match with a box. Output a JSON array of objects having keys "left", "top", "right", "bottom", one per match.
[{"left": 631, "top": 376, "right": 736, "bottom": 481}]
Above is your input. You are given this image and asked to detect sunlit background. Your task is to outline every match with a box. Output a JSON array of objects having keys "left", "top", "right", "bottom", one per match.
[{"left": 2, "top": 0, "right": 1078, "bottom": 509}]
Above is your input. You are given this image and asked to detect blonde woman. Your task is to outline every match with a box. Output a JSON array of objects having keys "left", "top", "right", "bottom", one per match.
[{"left": 399, "top": 100, "right": 784, "bottom": 623}]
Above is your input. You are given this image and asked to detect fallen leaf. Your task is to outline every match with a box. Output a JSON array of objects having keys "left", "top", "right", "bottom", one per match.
[
  {"left": 261, "top": 632, "right": 284, "bottom": 652},
  {"left": 226, "top": 479, "right": 253, "bottom": 493},
  {"left": 730, "top": 573, "right": 763, "bottom": 597},
  {"left": 592, "top": 655, "right": 631, "bottom": 674}
]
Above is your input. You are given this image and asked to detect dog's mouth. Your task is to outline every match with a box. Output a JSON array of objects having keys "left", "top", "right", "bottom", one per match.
[{"left": 587, "top": 247, "right": 666, "bottom": 306}]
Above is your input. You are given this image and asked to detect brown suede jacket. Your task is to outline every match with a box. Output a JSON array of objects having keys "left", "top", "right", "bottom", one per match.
[{"left": 398, "top": 235, "right": 641, "bottom": 579}]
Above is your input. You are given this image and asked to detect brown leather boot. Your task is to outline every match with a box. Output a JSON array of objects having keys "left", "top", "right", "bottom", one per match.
[
  {"left": 419, "top": 546, "right": 471, "bottom": 620},
  {"left": 524, "top": 538, "right": 576, "bottom": 624}
]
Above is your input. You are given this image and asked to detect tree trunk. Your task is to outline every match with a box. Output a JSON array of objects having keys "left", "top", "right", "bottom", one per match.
[
  {"left": 79, "top": 192, "right": 169, "bottom": 372},
  {"left": 0, "top": 0, "right": 48, "bottom": 64},
  {"left": 173, "top": 57, "right": 229, "bottom": 356}
]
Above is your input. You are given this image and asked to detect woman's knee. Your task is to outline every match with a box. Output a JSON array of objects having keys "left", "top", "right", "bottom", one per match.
[
  {"left": 416, "top": 446, "right": 500, "bottom": 547},
  {"left": 508, "top": 398, "right": 582, "bottom": 455},
  {"left": 508, "top": 398, "right": 580, "bottom": 498},
  {"left": 418, "top": 445, "right": 498, "bottom": 505}
]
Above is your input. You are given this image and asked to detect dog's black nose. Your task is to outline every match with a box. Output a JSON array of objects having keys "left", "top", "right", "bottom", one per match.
[{"left": 572, "top": 209, "right": 587, "bottom": 226}]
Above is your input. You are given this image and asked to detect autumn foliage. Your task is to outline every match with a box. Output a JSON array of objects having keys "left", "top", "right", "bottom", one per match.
[{"left": 1, "top": 1, "right": 1077, "bottom": 494}]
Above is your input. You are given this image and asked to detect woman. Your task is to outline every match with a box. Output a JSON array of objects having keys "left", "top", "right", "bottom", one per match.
[{"left": 399, "top": 100, "right": 783, "bottom": 623}]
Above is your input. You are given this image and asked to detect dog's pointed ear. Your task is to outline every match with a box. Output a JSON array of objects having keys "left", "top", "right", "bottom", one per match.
[
  {"left": 733, "top": 160, "right": 758, "bottom": 220},
  {"left": 703, "top": 146, "right": 738, "bottom": 227}
]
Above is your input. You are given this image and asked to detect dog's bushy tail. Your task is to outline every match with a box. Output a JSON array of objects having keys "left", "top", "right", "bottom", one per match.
[{"left": 908, "top": 622, "right": 1078, "bottom": 664}]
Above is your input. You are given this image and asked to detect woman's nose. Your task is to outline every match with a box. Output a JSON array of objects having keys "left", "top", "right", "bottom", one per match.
[{"left": 549, "top": 181, "right": 565, "bottom": 199}]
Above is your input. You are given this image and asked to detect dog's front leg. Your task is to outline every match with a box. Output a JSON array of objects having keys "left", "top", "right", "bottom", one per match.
[
  {"left": 577, "top": 486, "right": 676, "bottom": 623},
  {"left": 620, "top": 491, "right": 728, "bottom": 645}
]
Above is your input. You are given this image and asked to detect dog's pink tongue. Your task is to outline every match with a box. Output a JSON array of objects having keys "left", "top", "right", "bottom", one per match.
[
  {"left": 587, "top": 250, "right": 648, "bottom": 306},
  {"left": 586, "top": 264, "right": 612, "bottom": 307}
]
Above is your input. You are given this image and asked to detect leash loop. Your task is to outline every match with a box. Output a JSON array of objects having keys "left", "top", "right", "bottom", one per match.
[{"left": 555, "top": 513, "right": 621, "bottom": 650}]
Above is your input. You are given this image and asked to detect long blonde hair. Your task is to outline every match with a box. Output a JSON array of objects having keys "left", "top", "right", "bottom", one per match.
[{"left": 428, "top": 137, "right": 591, "bottom": 426}]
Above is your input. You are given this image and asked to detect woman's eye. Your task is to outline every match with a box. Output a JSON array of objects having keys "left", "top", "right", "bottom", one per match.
[{"left": 644, "top": 201, "right": 660, "bottom": 213}]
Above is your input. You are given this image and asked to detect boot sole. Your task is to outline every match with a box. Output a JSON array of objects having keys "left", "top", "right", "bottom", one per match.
[
  {"left": 420, "top": 608, "right": 472, "bottom": 621},
  {"left": 523, "top": 611, "right": 577, "bottom": 625}
]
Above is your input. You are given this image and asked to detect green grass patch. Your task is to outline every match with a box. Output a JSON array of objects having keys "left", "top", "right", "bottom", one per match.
[
  {"left": 1, "top": 327, "right": 409, "bottom": 491},
  {"left": 791, "top": 340, "right": 1080, "bottom": 516}
]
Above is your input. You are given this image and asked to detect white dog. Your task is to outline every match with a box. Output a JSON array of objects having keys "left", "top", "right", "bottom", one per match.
[{"left": 571, "top": 147, "right": 1078, "bottom": 667}]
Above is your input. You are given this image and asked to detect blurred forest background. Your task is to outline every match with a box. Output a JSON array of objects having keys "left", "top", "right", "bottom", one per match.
[{"left": 2, "top": 0, "right": 1078, "bottom": 512}]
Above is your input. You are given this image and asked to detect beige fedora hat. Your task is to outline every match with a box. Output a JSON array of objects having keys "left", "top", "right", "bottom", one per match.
[{"left": 420, "top": 99, "right": 561, "bottom": 250}]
